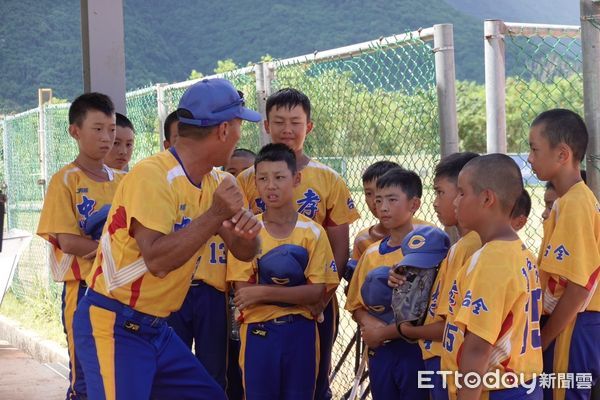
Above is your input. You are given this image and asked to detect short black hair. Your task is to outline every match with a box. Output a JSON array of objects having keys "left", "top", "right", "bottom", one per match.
[
  {"left": 255, "top": 143, "right": 297, "bottom": 174},
  {"left": 531, "top": 109, "right": 588, "bottom": 163},
  {"left": 176, "top": 109, "right": 215, "bottom": 139},
  {"left": 232, "top": 148, "right": 256, "bottom": 159},
  {"left": 581, "top": 169, "right": 587, "bottom": 184},
  {"left": 116, "top": 113, "right": 135, "bottom": 132},
  {"left": 266, "top": 88, "right": 311, "bottom": 121},
  {"left": 545, "top": 181, "right": 555, "bottom": 190},
  {"left": 164, "top": 110, "right": 179, "bottom": 141},
  {"left": 68, "top": 92, "right": 115, "bottom": 126},
  {"left": 435, "top": 152, "right": 480, "bottom": 181},
  {"left": 511, "top": 189, "right": 532, "bottom": 219},
  {"left": 362, "top": 161, "right": 401, "bottom": 183},
  {"left": 463, "top": 154, "right": 524, "bottom": 214},
  {"left": 376, "top": 168, "right": 423, "bottom": 199}
]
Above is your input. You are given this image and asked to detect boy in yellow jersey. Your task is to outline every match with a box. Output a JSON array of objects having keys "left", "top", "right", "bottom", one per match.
[
  {"left": 389, "top": 152, "right": 481, "bottom": 400},
  {"left": 441, "top": 154, "right": 543, "bottom": 399},
  {"left": 72, "top": 78, "right": 263, "bottom": 400},
  {"left": 37, "top": 92, "right": 124, "bottom": 400},
  {"left": 236, "top": 88, "right": 359, "bottom": 399},
  {"left": 228, "top": 143, "right": 339, "bottom": 400},
  {"left": 226, "top": 148, "right": 256, "bottom": 177},
  {"left": 510, "top": 189, "right": 531, "bottom": 232},
  {"left": 352, "top": 160, "right": 432, "bottom": 261},
  {"left": 345, "top": 168, "right": 431, "bottom": 399},
  {"left": 528, "top": 109, "right": 600, "bottom": 400}
]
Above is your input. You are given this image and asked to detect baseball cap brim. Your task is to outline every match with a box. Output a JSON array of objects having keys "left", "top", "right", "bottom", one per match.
[
  {"left": 398, "top": 252, "right": 445, "bottom": 269},
  {"left": 238, "top": 107, "right": 262, "bottom": 123}
]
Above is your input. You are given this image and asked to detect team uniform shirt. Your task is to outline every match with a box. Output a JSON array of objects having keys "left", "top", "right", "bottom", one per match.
[
  {"left": 227, "top": 213, "right": 339, "bottom": 324},
  {"left": 237, "top": 160, "right": 360, "bottom": 226},
  {"left": 37, "top": 164, "right": 125, "bottom": 282},
  {"left": 87, "top": 150, "right": 229, "bottom": 317},
  {"left": 352, "top": 218, "right": 435, "bottom": 260},
  {"left": 442, "top": 240, "right": 543, "bottom": 393},
  {"left": 539, "top": 181, "right": 600, "bottom": 313},
  {"left": 420, "top": 230, "right": 481, "bottom": 360},
  {"left": 346, "top": 238, "right": 404, "bottom": 313}
]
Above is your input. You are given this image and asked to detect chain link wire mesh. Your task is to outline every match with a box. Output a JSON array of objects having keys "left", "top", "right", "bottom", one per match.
[
  {"left": 504, "top": 24, "right": 582, "bottom": 252},
  {"left": 126, "top": 87, "right": 162, "bottom": 163},
  {"left": 270, "top": 32, "right": 440, "bottom": 398}
]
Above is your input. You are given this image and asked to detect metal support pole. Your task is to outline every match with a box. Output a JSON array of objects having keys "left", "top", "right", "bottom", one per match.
[
  {"left": 1, "top": 118, "right": 11, "bottom": 229},
  {"left": 581, "top": 0, "right": 600, "bottom": 198},
  {"left": 484, "top": 20, "right": 507, "bottom": 154},
  {"left": 156, "top": 84, "right": 168, "bottom": 150},
  {"left": 433, "top": 24, "right": 459, "bottom": 157},
  {"left": 255, "top": 63, "right": 272, "bottom": 147},
  {"left": 37, "top": 88, "right": 52, "bottom": 195}
]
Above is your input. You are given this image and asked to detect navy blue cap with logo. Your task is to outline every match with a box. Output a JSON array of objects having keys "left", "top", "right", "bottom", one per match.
[
  {"left": 361, "top": 266, "right": 395, "bottom": 324},
  {"left": 177, "top": 78, "right": 262, "bottom": 127}
]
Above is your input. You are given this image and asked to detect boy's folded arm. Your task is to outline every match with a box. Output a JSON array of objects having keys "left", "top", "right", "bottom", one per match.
[
  {"left": 56, "top": 233, "right": 98, "bottom": 257},
  {"left": 325, "top": 223, "right": 350, "bottom": 279},
  {"left": 541, "top": 279, "right": 589, "bottom": 350},
  {"left": 400, "top": 320, "right": 445, "bottom": 341},
  {"left": 457, "top": 331, "right": 493, "bottom": 400},
  {"left": 352, "top": 307, "right": 386, "bottom": 329},
  {"left": 235, "top": 283, "right": 326, "bottom": 308}
]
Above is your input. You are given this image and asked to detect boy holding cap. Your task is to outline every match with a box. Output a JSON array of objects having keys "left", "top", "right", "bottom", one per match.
[
  {"left": 73, "top": 78, "right": 262, "bottom": 399},
  {"left": 346, "top": 168, "right": 447, "bottom": 399}
]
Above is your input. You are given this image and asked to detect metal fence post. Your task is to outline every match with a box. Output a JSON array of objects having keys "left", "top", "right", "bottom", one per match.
[
  {"left": 581, "top": 0, "right": 600, "bottom": 198},
  {"left": 433, "top": 23, "right": 459, "bottom": 157},
  {"left": 37, "top": 89, "right": 52, "bottom": 195},
  {"left": 1, "top": 117, "right": 11, "bottom": 229},
  {"left": 255, "top": 63, "right": 272, "bottom": 147},
  {"left": 156, "top": 83, "right": 168, "bottom": 150},
  {"left": 484, "top": 20, "right": 507, "bottom": 154}
]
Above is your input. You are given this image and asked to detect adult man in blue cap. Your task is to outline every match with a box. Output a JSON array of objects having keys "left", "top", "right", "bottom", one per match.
[{"left": 73, "top": 78, "right": 263, "bottom": 400}]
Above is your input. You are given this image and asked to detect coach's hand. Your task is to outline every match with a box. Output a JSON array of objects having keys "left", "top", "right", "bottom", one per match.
[
  {"left": 222, "top": 209, "right": 262, "bottom": 240},
  {"left": 210, "top": 176, "right": 244, "bottom": 221}
]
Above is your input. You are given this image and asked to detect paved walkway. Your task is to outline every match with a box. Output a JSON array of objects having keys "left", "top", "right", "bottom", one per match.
[{"left": 0, "top": 340, "right": 67, "bottom": 400}]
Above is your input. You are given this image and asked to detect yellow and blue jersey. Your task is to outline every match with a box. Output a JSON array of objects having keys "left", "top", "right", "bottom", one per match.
[
  {"left": 37, "top": 163, "right": 125, "bottom": 282},
  {"left": 237, "top": 160, "right": 360, "bottom": 226},
  {"left": 539, "top": 181, "right": 600, "bottom": 313},
  {"left": 345, "top": 238, "right": 404, "bottom": 314},
  {"left": 420, "top": 230, "right": 481, "bottom": 360},
  {"left": 87, "top": 150, "right": 228, "bottom": 317},
  {"left": 441, "top": 240, "right": 543, "bottom": 395},
  {"left": 227, "top": 213, "right": 339, "bottom": 324}
]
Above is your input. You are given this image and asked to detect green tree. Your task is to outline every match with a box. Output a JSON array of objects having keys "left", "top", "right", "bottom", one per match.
[{"left": 214, "top": 59, "right": 238, "bottom": 74}]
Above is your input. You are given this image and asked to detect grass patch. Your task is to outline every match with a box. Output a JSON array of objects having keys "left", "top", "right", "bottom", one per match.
[{"left": 0, "top": 288, "right": 66, "bottom": 347}]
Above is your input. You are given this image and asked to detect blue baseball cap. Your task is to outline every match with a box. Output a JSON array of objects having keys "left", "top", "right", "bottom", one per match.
[
  {"left": 398, "top": 226, "right": 450, "bottom": 269},
  {"left": 177, "top": 78, "right": 262, "bottom": 127},
  {"left": 361, "top": 266, "right": 394, "bottom": 324}
]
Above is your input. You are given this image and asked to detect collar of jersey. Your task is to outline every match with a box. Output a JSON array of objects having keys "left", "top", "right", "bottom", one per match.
[
  {"left": 379, "top": 236, "right": 403, "bottom": 255},
  {"left": 169, "top": 147, "right": 202, "bottom": 189}
]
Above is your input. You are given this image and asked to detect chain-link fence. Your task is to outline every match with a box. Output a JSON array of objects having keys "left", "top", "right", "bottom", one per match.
[
  {"left": 1, "top": 26, "right": 449, "bottom": 399},
  {"left": 483, "top": 22, "right": 582, "bottom": 253}
]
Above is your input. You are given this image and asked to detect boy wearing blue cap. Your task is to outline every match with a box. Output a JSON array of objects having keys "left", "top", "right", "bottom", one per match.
[
  {"left": 346, "top": 168, "right": 444, "bottom": 399},
  {"left": 441, "top": 154, "right": 542, "bottom": 399},
  {"left": 389, "top": 152, "right": 480, "bottom": 400},
  {"left": 227, "top": 143, "right": 339, "bottom": 400},
  {"left": 73, "top": 78, "right": 262, "bottom": 399}
]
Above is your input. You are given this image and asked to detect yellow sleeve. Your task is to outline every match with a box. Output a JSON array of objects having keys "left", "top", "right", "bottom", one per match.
[
  {"left": 37, "top": 173, "right": 80, "bottom": 240},
  {"left": 324, "top": 174, "right": 360, "bottom": 226},
  {"left": 345, "top": 251, "right": 371, "bottom": 312},
  {"left": 122, "top": 164, "right": 177, "bottom": 235},
  {"left": 226, "top": 251, "right": 256, "bottom": 283},
  {"left": 541, "top": 196, "right": 600, "bottom": 289},
  {"left": 237, "top": 168, "right": 260, "bottom": 214},
  {"left": 305, "top": 227, "right": 339, "bottom": 290},
  {"left": 453, "top": 258, "right": 521, "bottom": 345}
]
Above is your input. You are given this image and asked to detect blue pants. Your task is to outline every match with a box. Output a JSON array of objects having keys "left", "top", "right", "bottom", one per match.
[
  {"left": 315, "top": 298, "right": 337, "bottom": 400},
  {"left": 73, "top": 289, "right": 225, "bottom": 400},
  {"left": 61, "top": 280, "right": 87, "bottom": 400},
  {"left": 240, "top": 315, "right": 318, "bottom": 400},
  {"left": 368, "top": 339, "right": 429, "bottom": 400},
  {"left": 488, "top": 383, "right": 542, "bottom": 399},
  {"left": 227, "top": 338, "right": 244, "bottom": 400},
  {"left": 424, "top": 356, "right": 449, "bottom": 400},
  {"left": 167, "top": 281, "right": 228, "bottom": 389},
  {"left": 544, "top": 311, "right": 600, "bottom": 400}
]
